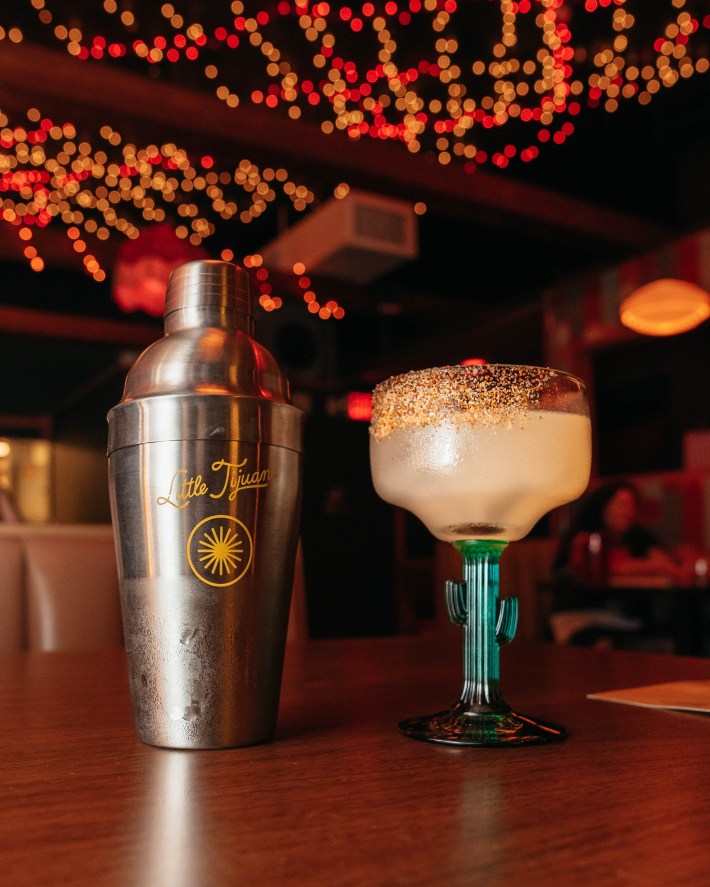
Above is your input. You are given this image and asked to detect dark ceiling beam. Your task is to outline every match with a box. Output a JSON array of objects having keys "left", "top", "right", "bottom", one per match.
[
  {"left": 0, "top": 40, "right": 670, "bottom": 251},
  {"left": 0, "top": 305, "right": 160, "bottom": 346},
  {"left": 0, "top": 413, "right": 53, "bottom": 437}
]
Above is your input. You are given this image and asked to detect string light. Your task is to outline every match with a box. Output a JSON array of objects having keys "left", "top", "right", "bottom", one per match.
[
  {"left": 0, "top": 105, "right": 344, "bottom": 318},
  {"left": 1, "top": 2, "right": 707, "bottom": 320},
  {"left": 3, "top": 1, "right": 708, "bottom": 172}
]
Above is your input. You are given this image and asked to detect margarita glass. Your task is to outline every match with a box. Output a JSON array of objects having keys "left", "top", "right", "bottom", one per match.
[{"left": 369, "top": 364, "right": 592, "bottom": 746}]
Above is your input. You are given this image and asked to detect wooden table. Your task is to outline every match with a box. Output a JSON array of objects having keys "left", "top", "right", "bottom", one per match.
[{"left": 1, "top": 636, "right": 709, "bottom": 886}]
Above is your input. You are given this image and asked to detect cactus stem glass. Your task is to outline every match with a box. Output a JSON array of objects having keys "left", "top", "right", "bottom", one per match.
[
  {"left": 398, "top": 540, "right": 566, "bottom": 747},
  {"left": 370, "top": 364, "right": 592, "bottom": 749}
]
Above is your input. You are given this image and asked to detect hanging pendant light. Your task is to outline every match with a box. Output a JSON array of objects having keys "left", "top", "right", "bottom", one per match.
[{"left": 619, "top": 278, "right": 710, "bottom": 336}]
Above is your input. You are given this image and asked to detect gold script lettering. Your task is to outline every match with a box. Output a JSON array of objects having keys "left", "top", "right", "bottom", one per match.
[
  {"left": 156, "top": 469, "right": 209, "bottom": 508},
  {"left": 210, "top": 459, "right": 276, "bottom": 501},
  {"left": 157, "top": 460, "right": 276, "bottom": 508}
]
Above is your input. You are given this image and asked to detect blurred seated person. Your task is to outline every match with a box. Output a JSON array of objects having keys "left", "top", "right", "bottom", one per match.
[
  {"left": 550, "top": 481, "right": 695, "bottom": 648},
  {"left": 555, "top": 480, "right": 694, "bottom": 587}
]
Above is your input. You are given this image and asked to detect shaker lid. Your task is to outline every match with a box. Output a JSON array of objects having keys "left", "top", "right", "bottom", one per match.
[
  {"left": 107, "top": 258, "right": 304, "bottom": 455},
  {"left": 164, "top": 259, "right": 251, "bottom": 321}
]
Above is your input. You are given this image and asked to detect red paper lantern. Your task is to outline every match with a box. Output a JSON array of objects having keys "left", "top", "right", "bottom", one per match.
[{"left": 113, "top": 224, "right": 209, "bottom": 316}]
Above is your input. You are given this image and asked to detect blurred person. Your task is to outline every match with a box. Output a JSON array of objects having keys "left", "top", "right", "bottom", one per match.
[
  {"left": 550, "top": 480, "right": 696, "bottom": 648},
  {"left": 554, "top": 480, "right": 694, "bottom": 587}
]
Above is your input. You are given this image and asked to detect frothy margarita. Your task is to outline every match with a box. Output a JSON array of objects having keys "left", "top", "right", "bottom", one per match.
[{"left": 369, "top": 365, "right": 592, "bottom": 542}]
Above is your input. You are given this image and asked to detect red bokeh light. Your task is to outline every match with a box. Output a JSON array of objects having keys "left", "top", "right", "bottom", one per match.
[{"left": 346, "top": 392, "right": 373, "bottom": 422}]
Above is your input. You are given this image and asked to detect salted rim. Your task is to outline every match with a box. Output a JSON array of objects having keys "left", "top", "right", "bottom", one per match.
[{"left": 369, "top": 364, "right": 582, "bottom": 440}]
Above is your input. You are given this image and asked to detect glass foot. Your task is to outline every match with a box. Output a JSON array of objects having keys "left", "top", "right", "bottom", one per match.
[{"left": 399, "top": 703, "right": 566, "bottom": 747}]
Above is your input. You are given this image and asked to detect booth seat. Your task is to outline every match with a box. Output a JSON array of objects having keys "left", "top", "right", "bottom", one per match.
[
  {"left": 0, "top": 524, "right": 307, "bottom": 652},
  {"left": 0, "top": 524, "right": 122, "bottom": 652}
]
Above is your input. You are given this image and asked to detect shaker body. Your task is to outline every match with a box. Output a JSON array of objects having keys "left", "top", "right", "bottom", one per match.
[{"left": 109, "top": 434, "right": 302, "bottom": 748}]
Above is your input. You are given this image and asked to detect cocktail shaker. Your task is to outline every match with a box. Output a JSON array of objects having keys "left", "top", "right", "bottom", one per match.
[{"left": 107, "top": 259, "right": 304, "bottom": 749}]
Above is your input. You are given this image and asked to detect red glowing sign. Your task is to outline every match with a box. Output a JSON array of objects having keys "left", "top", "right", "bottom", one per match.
[{"left": 346, "top": 392, "right": 373, "bottom": 422}]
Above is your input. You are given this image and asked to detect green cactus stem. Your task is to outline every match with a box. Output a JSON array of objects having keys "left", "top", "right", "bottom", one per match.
[
  {"left": 398, "top": 538, "right": 566, "bottom": 745},
  {"left": 447, "top": 539, "right": 517, "bottom": 713}
]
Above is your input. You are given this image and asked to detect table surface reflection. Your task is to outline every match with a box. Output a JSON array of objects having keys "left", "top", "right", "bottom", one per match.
[{"left": 1, "top": 635, "right": 709, "bottom": 886}]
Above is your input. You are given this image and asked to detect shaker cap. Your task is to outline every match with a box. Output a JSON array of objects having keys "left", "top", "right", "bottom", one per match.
[
  {"left": 107, "top": 257, "right": 303, "bottom": 455},
  {"left": 164, "top": 259, "right": 251, "bottom": 326}
]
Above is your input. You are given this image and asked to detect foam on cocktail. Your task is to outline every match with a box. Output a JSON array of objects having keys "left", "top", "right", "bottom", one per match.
[{"left": 369, "top": 365, "right": 592, "bottom": 542}]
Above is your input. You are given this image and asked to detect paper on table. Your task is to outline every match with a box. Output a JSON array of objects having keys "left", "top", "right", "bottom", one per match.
[{"left": 587, "top": 680, "right": 710, "bottom": 713}]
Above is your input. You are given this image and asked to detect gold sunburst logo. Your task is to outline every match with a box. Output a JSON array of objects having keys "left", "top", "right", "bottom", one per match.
[{"left": 187, "top": 515, "right": 253, "bottom": 587}]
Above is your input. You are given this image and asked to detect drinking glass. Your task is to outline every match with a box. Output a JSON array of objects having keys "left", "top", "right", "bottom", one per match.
[{"left": 369, "top": 364, "right": 591, "bottom": 747}]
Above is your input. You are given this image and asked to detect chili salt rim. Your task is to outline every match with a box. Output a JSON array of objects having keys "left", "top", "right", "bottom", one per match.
[{"left": 369, "top": 364, "right": 553, "bottom": 440}]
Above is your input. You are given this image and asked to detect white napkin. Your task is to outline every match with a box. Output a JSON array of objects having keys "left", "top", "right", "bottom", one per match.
[{"left": 587, "top": 680, "right": 710, "bottom": 713}]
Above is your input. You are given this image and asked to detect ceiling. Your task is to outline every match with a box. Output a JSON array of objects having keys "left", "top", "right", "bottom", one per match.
[{"left": 1, "top": 4, "right": 709, "bottom": 432}]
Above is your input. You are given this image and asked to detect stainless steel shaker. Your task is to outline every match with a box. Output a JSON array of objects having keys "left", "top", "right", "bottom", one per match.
[{"left": 107, "top": 259, "right": 304, "bottom": 749}]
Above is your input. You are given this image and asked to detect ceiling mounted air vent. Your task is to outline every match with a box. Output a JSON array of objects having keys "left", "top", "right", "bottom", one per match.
[{"left": 260, "top": 189, "right": 418, "bottom": 285}]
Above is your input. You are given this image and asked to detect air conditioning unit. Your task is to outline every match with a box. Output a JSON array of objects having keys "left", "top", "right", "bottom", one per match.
[{"left": 260, "top": 189, "right": 418, "bottom": 284}]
